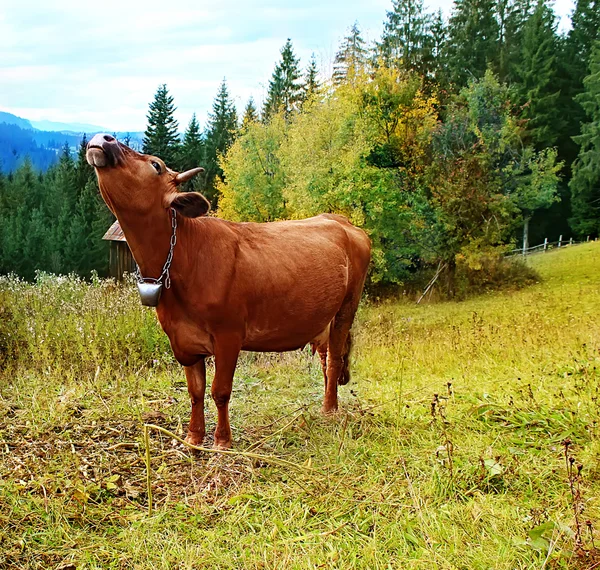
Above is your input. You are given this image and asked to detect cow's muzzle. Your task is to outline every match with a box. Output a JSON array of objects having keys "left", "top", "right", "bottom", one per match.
[{"left": 86, "top": 133, "right": 122, "bottom": 168}]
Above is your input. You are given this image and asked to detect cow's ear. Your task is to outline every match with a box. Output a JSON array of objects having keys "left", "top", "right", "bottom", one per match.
[{"left": 168, "top": 192, "right": 210, "bottom": 218}]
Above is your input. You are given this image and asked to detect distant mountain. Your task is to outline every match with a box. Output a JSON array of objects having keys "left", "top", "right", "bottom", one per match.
[
  {"left": 0, "top": 123, "right": 59, "bottom": 172},
  {"left": 0, "top": 110, "right": 146, "bottom": 172},
  {"left": 31, "top": 119, "right": 109, "bottom": 134},
  {"left": 0, "top": 111, "right": 33, "bottom": 130}
]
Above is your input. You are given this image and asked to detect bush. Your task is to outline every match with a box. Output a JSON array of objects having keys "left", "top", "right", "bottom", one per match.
[{"left": 454, "top": 255, "right": 540, "bottom": 298}]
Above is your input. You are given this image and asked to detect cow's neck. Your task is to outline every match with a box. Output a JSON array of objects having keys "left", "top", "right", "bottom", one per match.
[{"left": 116, "top": 207, "right": 177, "bottom": 280}]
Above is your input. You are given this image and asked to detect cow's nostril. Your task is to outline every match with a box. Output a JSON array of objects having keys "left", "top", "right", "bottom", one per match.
[{"left": 103, "top": 134, "right": 115, "bottom": 142}]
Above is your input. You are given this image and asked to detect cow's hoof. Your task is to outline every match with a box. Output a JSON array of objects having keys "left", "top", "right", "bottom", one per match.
[
  {"left": 213, "top": 440, "right": 232, "bottom": 451},
  {"left": 321, "top": 405, "right": 339, "bottom": 416},
  {"left": 184, "top": 431, "right": 205, "bottom": 447}
]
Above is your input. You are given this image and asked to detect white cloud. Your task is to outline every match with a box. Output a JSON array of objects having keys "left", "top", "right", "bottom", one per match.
[{"left": 0, "top": 0, "right": 576, "bottom": 131}]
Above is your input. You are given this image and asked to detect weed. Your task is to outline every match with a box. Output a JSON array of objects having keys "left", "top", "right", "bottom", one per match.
[{"left": 0, "top": 243, "right": 599, "bottom": 568}]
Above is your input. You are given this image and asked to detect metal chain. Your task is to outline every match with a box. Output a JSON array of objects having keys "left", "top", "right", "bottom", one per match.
[{"left": 135, "top": 208, "right": 177, "bottom": 289}]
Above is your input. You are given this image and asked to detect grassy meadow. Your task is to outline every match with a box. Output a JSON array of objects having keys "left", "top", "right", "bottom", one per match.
[{"left": 1, "top": 243, "right": 599, "bottom": 569}]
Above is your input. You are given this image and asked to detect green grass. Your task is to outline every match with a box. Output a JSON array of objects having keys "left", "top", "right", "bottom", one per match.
[{"left": 1, "top": 244, "right": 600, "bottom": 569}]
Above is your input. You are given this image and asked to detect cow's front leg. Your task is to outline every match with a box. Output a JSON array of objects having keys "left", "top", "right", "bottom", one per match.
[
  {"left": 212, "top": 336, "right": 241, "bottom": 449},
  {"left": 184, "top": 358, "right": 206, "bottom": 446}
]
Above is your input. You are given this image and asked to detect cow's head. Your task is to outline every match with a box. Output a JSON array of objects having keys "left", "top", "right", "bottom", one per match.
[{"left": 86, "top": 133, "right": 209, "bottom": 217}]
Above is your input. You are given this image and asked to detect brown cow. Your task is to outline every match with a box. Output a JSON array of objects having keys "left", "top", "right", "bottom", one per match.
[{"left": 86, "top": 134, "right": 371, "bottom": 449}]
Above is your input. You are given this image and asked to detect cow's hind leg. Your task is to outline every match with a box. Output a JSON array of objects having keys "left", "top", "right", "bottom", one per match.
[
  {"left": 211, "top": 335, "right": 242, "bottom": 449},
  {"left": 184, "top": 358, "right": 206, "bottom": 446},
  {"left": 339, "top": 331, "right": 352, "bottom": 386},
  {"left": 323, "top": 301, "right": 359, "bottom": 414},
  {"left": 311, "top": 342, "right": 328, "bottom": 388}
]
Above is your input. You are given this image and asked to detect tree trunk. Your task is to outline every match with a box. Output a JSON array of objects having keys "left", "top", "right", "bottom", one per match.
[
  {"left": 522, "top": 217, "right": 530, "bottom": 255},
  {"left": 445, "top": 257, "right": 456, "bottom": 299}
]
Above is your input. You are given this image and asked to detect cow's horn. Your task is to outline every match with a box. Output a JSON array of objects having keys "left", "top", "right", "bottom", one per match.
[{"left": 175, "top": 167, "right": 205, "bottom": 185}]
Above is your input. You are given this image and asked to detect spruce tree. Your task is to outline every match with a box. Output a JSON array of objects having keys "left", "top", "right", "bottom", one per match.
[
  {"left": 446, "top": 0, "right": 500, "bottom": 88},
  {"left": 429, "top": 10, "right": 448, "bottom": 85},
  {"left": 569, "top": 41, "right": 600, "bottom": 237},
  {"left": 333, "top": 23, "right": 369, "bottom": 85},
  {"left": 64, "top": 178, "right": 110, "bottom": 276},
  {"left": 143, "top": 84, "right": 180, "bottom": 165},
  {"left": 302, "top": 54, "right": 321, "bottom": 102},
  {"left": 378, "top": 0, "right": 434, "bottom": 76},
  {"left": 565, "top": 0, "right": 600, "bottom": 87},
  {"left": 557, "top": 0, "right": 600, "bottom": 166},
  {"left": 241, "top": 98, "right": 259, "bottom": 130},
  {"left": 179, "top": 114, "right": 204, "bottom": 172},
  {"left": 204, "top": 79, "right": 238, "bottom": 203},
  {"left": 75, "top": 134, "right": 94, "bottom": 198},
  {"left": 513, "top": 0, "right": 562, "bottom": 149},
  {"left": 263, "top": 39, "right": 303, "bottom": 120},
  {"left": 496, "top": 0, "right": 531, "bottom": 83}
]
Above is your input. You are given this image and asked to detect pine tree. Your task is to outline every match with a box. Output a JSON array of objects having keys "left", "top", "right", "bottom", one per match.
[
  {"left": 241, "top": 98, "right": 259, "bottom": 130},
  {"left": 179, "top": 114, "right": 204, "bottom": 172},
  {"left": 565, "top": 0, "right": 600, "bottom": 87},
  {"left": 64, "top": 178, "right": 109, "bottom": 276},
  {"left": 302, "top": 54, "right": 321, "bottom": 102},
  {"left": 429, "top": 10, "right": 448, "bottom": 85},
  {"left": 378, "top": 0, "right": 434, "bottom": 76},
  {"left": 513, "top": 0, "right": 562, "bottom": 149},
  {"left": 44, "top": 146, "right": 77, "bottom": 273},
  {"left": 90, "top": 183, "right": 113, "bottom": 276},
  {"left": 204, "top": 79, "right": 238, "bottom": 203},
  {"left": 263, "top": 39, "right": 303, "bottom": 120},
  {"left": 0, "top": 161, "right": 42, "bottom": 276},
  {"left": 496, "top": 0, "right": 531, "bottom": 83},
  {"left": 333, "top": 23, "right": 369, "bottom": 85},
  {"left": 569, "top": 41, "right": 600, "bottom": 237},
  {"left": 143, "top": 84, "right": 180, "bottom": 166},
  {"left": 446, "top": 0, "right": 500, "bottom": 88},
  {"left": 557, "top": 0, "right": 600, "bottom": 166},
  {"left": 75, "top": 134, "right": 94, "bottom": 198}
]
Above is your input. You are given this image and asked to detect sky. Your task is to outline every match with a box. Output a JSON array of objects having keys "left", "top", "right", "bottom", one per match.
[{"left": 0, "top": 0, "right": 576, "bottom": 133}]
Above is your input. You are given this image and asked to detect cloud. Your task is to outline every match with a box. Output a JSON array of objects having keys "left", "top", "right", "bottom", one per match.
[{"left": 0, "top": 0, "right": 575, "bottom": 131}]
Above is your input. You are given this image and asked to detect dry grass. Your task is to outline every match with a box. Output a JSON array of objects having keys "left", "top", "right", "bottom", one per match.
[{"left": 1, "top": 243, "right": 599, "bottom": 569}]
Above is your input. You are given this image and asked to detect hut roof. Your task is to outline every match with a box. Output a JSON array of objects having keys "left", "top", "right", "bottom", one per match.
[{"left": 103, "top": 220, "right": 126, "bottom": 242}]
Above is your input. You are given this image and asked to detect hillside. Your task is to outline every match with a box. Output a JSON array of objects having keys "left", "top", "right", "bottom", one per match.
[
  {"left": 0, "top": 111, "right": 144, "bottom": 172},
  {"left": 0, "top": 243, "right": 599, "bottom": 568}
]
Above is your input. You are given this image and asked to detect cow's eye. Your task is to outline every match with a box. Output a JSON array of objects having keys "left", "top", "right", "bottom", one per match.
[{"left": 151, "top": 161, "right": 161, "bottom": 174}]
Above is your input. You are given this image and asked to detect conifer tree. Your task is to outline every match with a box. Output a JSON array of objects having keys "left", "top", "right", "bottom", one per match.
[
  {"left": 496, "top": 0, "right": 531, "bottom": 83},
  {"left": 179, "top": 113, "right": 204, "bottom": 172},
  {"left": 302, "top": 54, "right": 321, "bottom": 102},
  {"left": 241, "top": 98, "right": 259, "bottom": 130},
  {"left": 204, "top": 79, "right": 238, "bottom": 203},
  {"left": 565, "top": 0, "right": 600, "bottom": 87},
  {"left": 64, "top": 178, "right": 110, "bottom": 276},
  {"left": 513, "top": 0, "right": 562, "bottom": 149},
  {"left": 378, "top": 0, "right": 434, "bottom": 76},
  {"left": 446, "top": 0, "right": 500, "bottom": 87},
  {"left": 143, "top": 84, "right": 180, "bottom": 165},
  {"left": 46, "top": 145, "right": 76, "bottom": 219},
  {"left": 75, "top": 134, "right": 94, "bottom": 198},
  {"left": 429, "top": 10, "right": 448, "bottom": 85},
  {"left": 557, "top": 0, "right": 600, "bottom": 165},
  {"left": 263, "top": 39, "right": 303, "bottom": 120},
  {"left": 333, "top": 23, "right": 369, "bottom": 85},
  {"left": 569, "top": 41, "right": 600, "bottom": 237}
]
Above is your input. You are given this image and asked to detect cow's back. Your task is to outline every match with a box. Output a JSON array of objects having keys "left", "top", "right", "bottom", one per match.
[{"left": 162, "top": 215, "right": 370, "bottom": 356}]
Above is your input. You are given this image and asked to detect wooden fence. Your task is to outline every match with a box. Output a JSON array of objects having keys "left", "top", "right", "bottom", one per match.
[{"left": 508, "top": 235, "right": 598, "bottom": 257}]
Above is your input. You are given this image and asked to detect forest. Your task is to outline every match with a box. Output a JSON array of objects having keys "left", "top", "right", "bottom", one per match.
[{"left": 0, "top": 0, "right": 598, "bottom": 287}]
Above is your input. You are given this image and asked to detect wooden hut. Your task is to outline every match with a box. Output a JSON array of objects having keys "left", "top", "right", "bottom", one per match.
[{"left": 103, "top": 220, "right": 136, "bottom": 280}]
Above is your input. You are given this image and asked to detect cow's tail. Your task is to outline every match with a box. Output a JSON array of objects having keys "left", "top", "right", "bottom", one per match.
[{"left": 338, "top": 331, "right": 352, "bottom": 386}]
